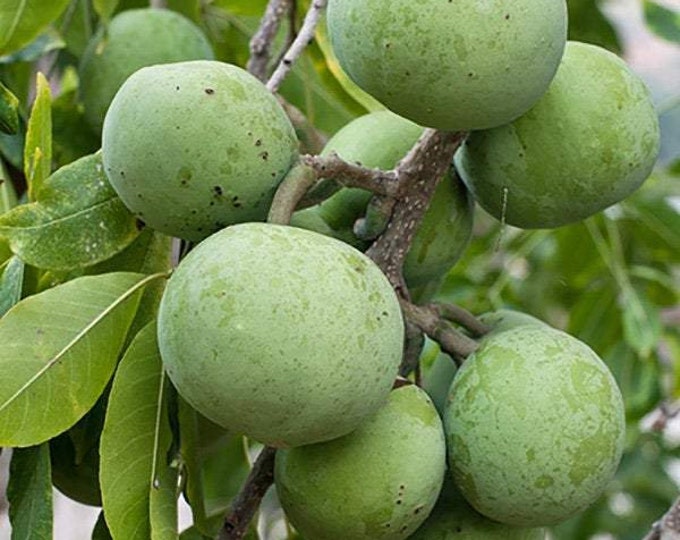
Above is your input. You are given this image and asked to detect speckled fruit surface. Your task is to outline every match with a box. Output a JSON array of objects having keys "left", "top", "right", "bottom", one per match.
[
  {"left": 455, "top": 41, "right": 660, "bottom": 229},
  {"left": 313, "top": 111, "right": 473, "bottom": 287},
  {"left": 79, "top": 8, "right": 213, "bottom": 131},
  {"left": 102, "top": 60, "right": 299, "bottom": 241},
  {"left": 157, "top": 223, "right": 404, "bottom": 448},
  {"left": 275, "top": 385, "right": 446, "bottom": 539},
  {"left": 410, "top": 480, "right": 545, "bottom": 539},
  {"left": 444, "top": 325, "right": 625, "bottom": 526},
  {"left": 326, "top": 0, "right": 567, "bottom": 130}
]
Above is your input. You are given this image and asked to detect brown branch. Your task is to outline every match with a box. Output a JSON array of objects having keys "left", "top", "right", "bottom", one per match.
[
  {"left": 400, "top": 321, "right": 425, "bottom": 379},
  {"left": 366, "top": 130, "right": 467, "bottom": 294},
  {"left": 643, "top": 496, "right": 680, "bottom": 540},
  {"left": 247, "top": 0, "right": 293, "bottom": 82},
  {"left": 219, "top": 446, "right": 277, "bottom": 540},
  {"left": 149, "top": 0, "right": 167, "bottom": 8},
  {"left": 267, "top": 0, "right": 327, "bottom": 93},
  {"left": 400, "top": 300, "right": 479, "bottom": 365},
  {"left": 430, "top": 303, "right": 491, "bottom": 337}
]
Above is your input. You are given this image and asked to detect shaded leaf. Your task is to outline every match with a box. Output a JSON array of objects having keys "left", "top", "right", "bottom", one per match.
[
  {"left": 7, "top": 443, "right": 52, "bottom": 540},
  {"left": 93, "top": 0, "right": 121, "bottom": 23},
  {"left": 0, "top": 28, "right": 65, "bottom": 63},
  {"left": 0, "top": 151, "right": 141, "bottom": 270},
  {"left": 100, "top": 322, "right": 178, "bottom": 540},
  {"left": 0, "top": 255, "right": 24, "bottom": 316},
  {"left": 24, "top": 72, "right": 51, "bottom": 201},
  {"left": 621, "top": 289, "right": 663, "bottom": 358},
  {"left": 0, "top": 0, "right": 70, "bottom": 55},
  {"left": 0, "top": 158, "right": 19, "bottom": 213},
  {"left": 92, "top": 511, "right": 114, "bottom": 540},
  {"left": 567, "top": 0, "right": 621, "bottom": 53},
  {"left": 644, "top": 1, "right": 680, "bottom": 44},
  {"left": 0, "top": 80, "right": 19, "bottom": 134},
  {"left": 179, "top": 398, "right": 250, "bottom": 536},
  {"left": 0, "top": 271, "right": 160, "bottom": 446}
]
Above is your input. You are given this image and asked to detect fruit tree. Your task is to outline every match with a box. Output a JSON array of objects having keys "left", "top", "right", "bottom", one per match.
[{"left": 0, "top": 1, "right": 678, "bottom": 539}]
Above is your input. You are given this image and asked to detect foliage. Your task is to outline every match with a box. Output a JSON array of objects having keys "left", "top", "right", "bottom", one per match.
[{"left": 0, "top": 1, "right": 677, "bottom": 539}]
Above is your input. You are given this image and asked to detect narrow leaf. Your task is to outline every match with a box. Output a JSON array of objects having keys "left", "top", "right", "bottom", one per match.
[
  {"left": 93, "top": 0, "right": 121, "bottom": 23},
  {"left": 0, "top": 255, "right": 24, "bottom": 316},
  {"left": 644, "top": 0, "right": 680, "bottom": 43},
  {"left": 621, "top": 289, "right": 662, "bottom": 358},
  {"left": 0, "top": 151, "right": 141, "bottom": 270},
  {"left": 0, "top": 271, "right": 163, "bottom": 447},
  {"left": 0, "top": 0, "right": 70, "bottom": 55},
  {"left": 7, "top": 443, "right": 53, "bottom": 540},
  {"left": 24, "top": 72, "right": 51, "bottom": 201},
  {"left": 0, "top": 80, "right": 19, "bottom": 134},
  {"left": 1, "top": 158, "right": 19, "bottom": 214},
  {"left": 100, "top": 322, "right": 178, "bottom": 540}
]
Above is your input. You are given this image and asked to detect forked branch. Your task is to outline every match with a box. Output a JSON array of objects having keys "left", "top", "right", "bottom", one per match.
[{"left": 247, "top": 0, "right": 294, "bottom": 81}]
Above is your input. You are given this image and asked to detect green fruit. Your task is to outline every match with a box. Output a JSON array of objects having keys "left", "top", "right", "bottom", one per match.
[
  {"left": 326, "top": 0, "right": 567, "bottom": 131},
  {"left": 50, "top": 431, "right": 102, "bottom": 506},
  {"left": 79, "top": 8, "right": 214, "bottom": 131},
  {"left": 289, "top": 206, "right": 336, "bottom": 238},
  {"left": 445, "top": 325, "right": 625, "bottom": 526},
  {"left": 313, "top": 111, "right": 474, "bottom": 287},
  {"left": 158, "top": 223, "right": 404, "bottom": 448},
  {"left": 455, "top": 41, "right": 660, "bottom": 229},
  {"left": 275, "top": 385, "right": 446, "bottom": 539},
  {"left": 102, "top": 61, "right": 299, "bottom": 241},
  {"left": 411, "top": 480, "right": 545, "bottom": 539}
]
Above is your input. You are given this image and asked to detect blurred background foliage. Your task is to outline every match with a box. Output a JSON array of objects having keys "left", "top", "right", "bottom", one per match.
[{"left": 0, "top": 0, "right": 678, "bottom": 539}]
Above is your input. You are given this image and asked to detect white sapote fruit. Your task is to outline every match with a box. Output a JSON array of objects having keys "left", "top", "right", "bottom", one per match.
[
  {"left": 455, "top": 41, "right": 661, "bottom": 229},
  {"left": 102, "top": 60, "right": 299, "bottom": 242},
  {"left": 312, "top": 111, "right": 474, "bottom": 288},
  {"left": 275, "top": 385, "right": 446, "bottom": 539},
  {"left": 410, "top": 480, "right": 546, "bottom": 539},
  {"left": 445, "top": 325, "right": 625, "bottom": 526},
  {"left": 79, "top": 8, "right": 214, "bottom": 131},
  {"left": 326, "top": 0, "right": 567, "bottom": 131},
  {"left": 157, "top": 223, "right": 404, "bottom": 448}
]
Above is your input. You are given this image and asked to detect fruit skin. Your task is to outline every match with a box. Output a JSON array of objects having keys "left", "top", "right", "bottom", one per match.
[
  {"left": 79, "top": 8, "right": 214, "bottom": 131},
  {"left": 455, "top": 41, "right": 661, "bottom": 229},
  {"left": 157, "top": 223, "right": 404, "bottom": 448},
  {"left": 313, "top": 111, "right": 474, "bottom": 287},
  {"left": 410, "top": 480, "right": 545, "bottom": 539},
  {"left": 444, "top": 325, "right": 625, "bottom": 526},
  {"left": 275, "top": 385, "right": 446, "bottom": 540},
  {"left": 326, "top": 0, "right": 567, "bottom": 131},
  {"left": 102, "top": 61, "right": 299, "bottom": 241}
]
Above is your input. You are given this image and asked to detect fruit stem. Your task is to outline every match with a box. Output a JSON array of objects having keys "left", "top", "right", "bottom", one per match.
[
  {"left": 430, "top": 303, "right": 491, "bottom": 337},
  {"left": 267, "top": 160, "right": 318, "bottom": 225},
  {"left": 219, "top": 446, "right": 277, "bottom": 540}
]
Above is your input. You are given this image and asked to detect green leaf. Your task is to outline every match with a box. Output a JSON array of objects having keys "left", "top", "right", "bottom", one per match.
[
  {"left": 567, "top": 0, "right": 621, "bottom": 53},
  {"left": 1, "top": 158, "right": 19, "bottom": 214},
  {"left": 644, "top": 1, "right": 680, "bottom": 43},
  {"left": 0, "top": 255, "right": 24, "bottom": 316},
  {"left": 621, "top": 289, "right": 662, "bottom": 358},
  {"left": 24, "top": 72, "right": 51, "bottom": 201},
  {"left": 179, "top": 398, "right": 250, "bottom": 536},
  {"left": 0, "top": 0, "right": 71, "bottom": 55},
  {"left": 7, "top": 443, "right": 53, "bottom": 540},
  {"left": 0, "top": 151, "right": 142, "bottom": 270},
  {"left": 100, "top": 322, "right": 178, "bottom": 540},
  {"left": 0, "top": 271, "right": 162, "bottom": 447},
  {"left": 0, "top": 80, "right": 19, "bottom": 134},
  {"left": 0, "top": 28, "right": 65, "bottom": 63},
  {"left": 93, "top": 0, "right": 121, "bottom": 23}
]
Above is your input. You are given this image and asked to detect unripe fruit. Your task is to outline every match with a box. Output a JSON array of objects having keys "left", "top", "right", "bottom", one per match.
[
  {"left": 455, "top": 41, "right": 660, "bottom": 229},
  {"left": 410, "top": 481, "right": 545, "bottom": 539},
  {"left": 102, "top": 61, "right": 299, "bottom": 241},
  {"left": 314, "top": 111, "right": 474, "bottom": 287},
  {"left": 157, "top": 223, "right": 404, "bottom": 448},
  {"left": 445, "top": 325, "right": 625, "bottom": 526},
  {"left": 326, "top": 0, "right": 567, "bottom": 131},
  {"left": 275, "top": 385, "right": 446, "bottom": 540},
  {"left": 79, "top": 8, "right": 214, "bottom": 131}
]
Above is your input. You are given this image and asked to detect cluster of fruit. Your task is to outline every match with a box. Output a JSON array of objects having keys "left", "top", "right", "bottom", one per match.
[{"left": 77, "top": 0, "right": 659, "bottom": 537}]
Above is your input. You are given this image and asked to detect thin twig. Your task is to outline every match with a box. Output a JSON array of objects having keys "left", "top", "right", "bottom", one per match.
[
  {"left": 247, "top": 0, "right": 293, "bottom": 81},
  {"left": 430, "top": 303, "right": 491, "bottom": 337},
  {"left": 219, "top": 446, "right": 277, "bottom": 540},
  {"left": 149, "top": 0, "right": 167, "bottom": 8},
  {"left": 267, "top": 0, "right": 327, "bottom": 93},
  {"left": 642, "top": 496, "right": 680, "bottom": 540}
]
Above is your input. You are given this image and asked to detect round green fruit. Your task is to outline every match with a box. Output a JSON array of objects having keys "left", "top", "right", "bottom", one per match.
[
  {"left": 411, "top": 480, "right": 545, "bottom": 539},
  {"left": 313, "top": 111, "right": 474, "bottom": 287},
  {"left": 102, "top": 60, "right": 299, "bottom": 241},
  {"left": 326, "top": 0, "right": 567, "bottom": 130},
  {"left": 275, "top": 385, "right": 446, "bottom": 540},
  {"left": 79, "top": 8, "right": 214, "bottom": 131},
  {"left": 157, "top": 223, "right": 404, "bottom": 448},
  {"left": 445, "top": 325, "right": 625, "bottom": 526},
  {"left": 455, "top": 41, "right": 660, "bottom": 229}
]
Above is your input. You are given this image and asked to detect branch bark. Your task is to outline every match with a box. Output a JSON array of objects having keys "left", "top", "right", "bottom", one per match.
[
  {"left": 643, "top": 496, "right": 680, "bottom": 540},
  {"left": 218, "top": 446, "right": 277, "bottom": 540},
  {"left": 247, "top": 0, "right": 293, "bottom": 81}
]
